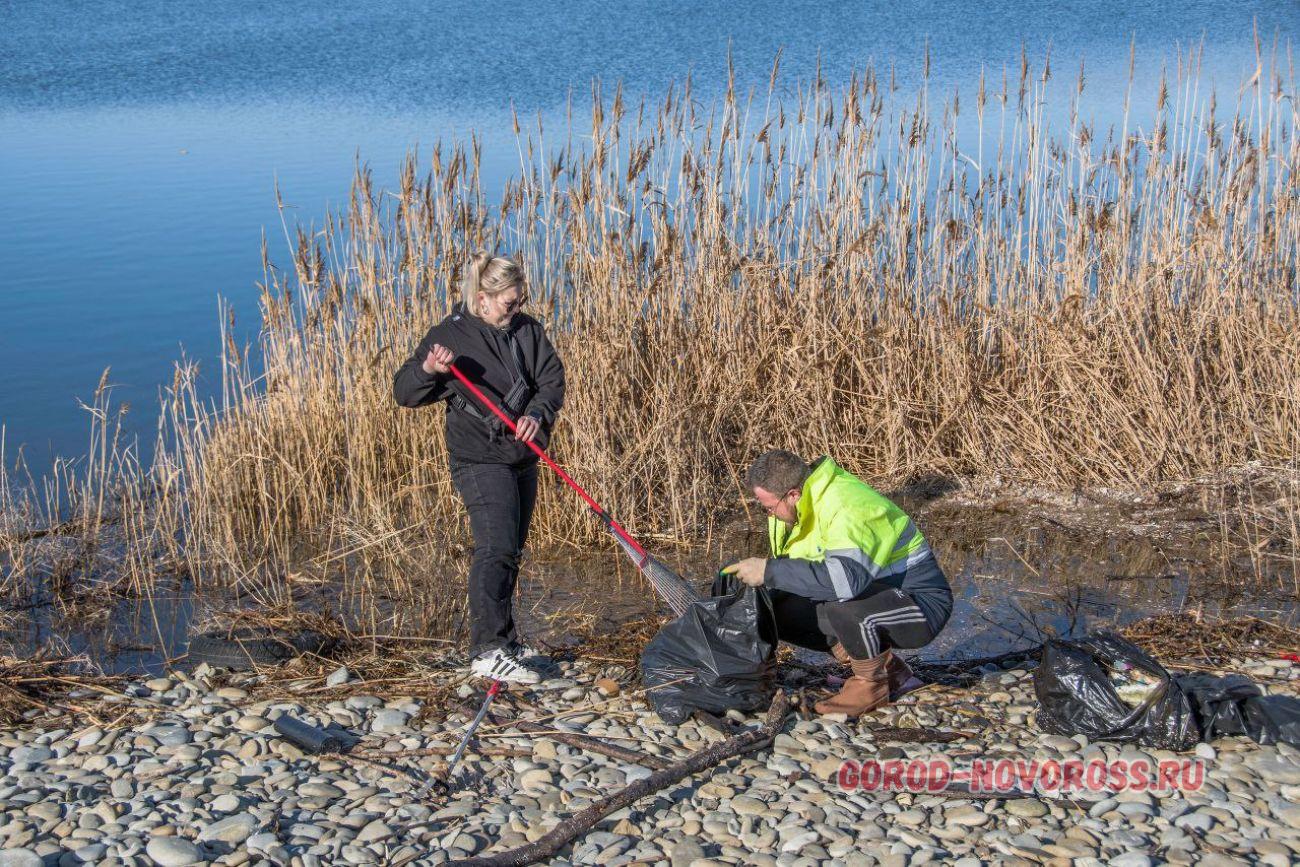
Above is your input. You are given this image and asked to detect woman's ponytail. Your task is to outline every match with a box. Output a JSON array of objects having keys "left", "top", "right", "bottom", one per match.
[{"left": 461, "top": 250, "right": 493, "bottom": 315}]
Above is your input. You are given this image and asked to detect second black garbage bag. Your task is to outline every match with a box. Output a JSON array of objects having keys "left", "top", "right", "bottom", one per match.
[
  {"left": 1033, "top": 631, "right": 1200, "bottom": 751},
  {"left": 640, "top": 579, "right": 778, "bottom": 725},
  {"left": 1176, "top": 672, "right": 1300, "bottom": 747}
]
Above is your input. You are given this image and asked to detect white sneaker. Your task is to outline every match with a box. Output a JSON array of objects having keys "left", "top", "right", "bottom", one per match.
[
  {"left": 470, "top": 647, "right": 540, "bottom": 685},
  {"left": 510, "top": 641, "right": 549, "bottom": 663}
]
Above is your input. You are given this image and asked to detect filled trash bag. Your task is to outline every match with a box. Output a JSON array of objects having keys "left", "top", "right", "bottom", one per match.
[
  {"left": 640, "top": 581, "right": 778, "bottom": 725},
  {"left": 1242, "top": 695, "right": 1300, "bottom": 747},
  {"left": 1174, "top": 673, "right": 1260, "bottom": 740},
  {"left": 1033, "top": 631, "right": 1199, "bottom": 750},
  {"left": 1176, "top": 672, "right": 1300, "bottom": 747}
]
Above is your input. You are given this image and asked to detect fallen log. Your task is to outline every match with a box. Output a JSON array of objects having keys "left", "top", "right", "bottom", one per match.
[{"left": 449, "top": 691, "right": 791, "bottom": 867}]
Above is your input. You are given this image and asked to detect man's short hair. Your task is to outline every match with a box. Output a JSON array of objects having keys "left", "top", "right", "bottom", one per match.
[{"left": 746, "top": 449, "right": 811, "bottom": 495}]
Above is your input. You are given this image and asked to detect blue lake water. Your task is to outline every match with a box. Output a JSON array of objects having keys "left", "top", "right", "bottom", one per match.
[{"left": 1, "top": 1, "right": 1295, "bottom": 470}]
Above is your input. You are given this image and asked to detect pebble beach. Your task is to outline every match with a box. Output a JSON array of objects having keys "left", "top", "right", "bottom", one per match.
[{"left": 1, "top": 652, "right": 1299, "bottom": 867}]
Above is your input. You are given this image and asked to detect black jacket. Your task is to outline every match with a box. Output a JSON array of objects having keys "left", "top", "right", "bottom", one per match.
[{"left": 392, "top": 304, "right": 566, "bottom": 465}]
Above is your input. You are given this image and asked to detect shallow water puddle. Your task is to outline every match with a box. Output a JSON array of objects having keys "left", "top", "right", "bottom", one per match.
[{"left": 3, "top": 502, "right": 1294, "bottom": 674}]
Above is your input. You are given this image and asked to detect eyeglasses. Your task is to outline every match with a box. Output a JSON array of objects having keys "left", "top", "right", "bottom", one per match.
[{"left": 489, "top": 293, "right": 527, "bottom": 313}]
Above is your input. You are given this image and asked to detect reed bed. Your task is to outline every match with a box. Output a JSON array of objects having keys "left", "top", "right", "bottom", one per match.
[{"left": 2, "top": 43, "right": 1299, "bottom": 631}]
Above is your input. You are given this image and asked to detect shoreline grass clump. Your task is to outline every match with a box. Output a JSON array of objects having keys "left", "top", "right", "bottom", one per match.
[{"left": 2, "top": 43, "right": 1299, "bottom": 628}]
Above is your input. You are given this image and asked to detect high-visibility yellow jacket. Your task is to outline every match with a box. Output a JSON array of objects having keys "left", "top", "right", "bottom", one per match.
[{"left": 764, "top": 456, "right": 952, "bottom": 632}]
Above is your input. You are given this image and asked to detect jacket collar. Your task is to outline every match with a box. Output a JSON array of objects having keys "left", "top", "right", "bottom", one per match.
[
  {"left": 792, "top": 456, "right": 837, "bottom": 534},
  {"left": 451, "top": 302, "right": 522, "bottom": 337}
]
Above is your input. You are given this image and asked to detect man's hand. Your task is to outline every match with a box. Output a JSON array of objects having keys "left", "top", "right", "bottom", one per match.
[
  {"left": 421, "top": 343, "right": 453, "bottom": 375},
  {"left": 723, "top": 557, "right": 767, "bottom": 587},
  {"left": 514, "top": 414, "right": 541, "bottom": 443}
]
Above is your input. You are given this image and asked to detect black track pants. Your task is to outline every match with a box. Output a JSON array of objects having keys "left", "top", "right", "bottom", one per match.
[
  {"left": 772, "top": 584, "right": 937, "bottom": 659},
  {"left": 450, "top": 460, "right": 538, "bottom": 657}
]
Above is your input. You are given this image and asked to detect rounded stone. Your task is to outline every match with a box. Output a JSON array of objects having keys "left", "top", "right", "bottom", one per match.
[
  {"left": 9, "top": 747, "right": 53, "bottom": 765},
  {"left": 209, "top": 794, "right": 241, "bottom": 813},
  {"left": 1272, "top": 806, "right": 1300, "bottom": 829},
  {"left": 148, "top": 726, "right": 191, "bottom": 747},
  {"left": 519, "top": 769, "right": 555, "bottom": 793},
  {"left": 72, "top": 844, "right": 107, "bottom": 863},
  {"left": 945, "top": 806, "right": 991, "bottom": 827},
  {"left": 1039, "top": 734, "right": 1079, "bottom": 752},
  {"left": 371, "top": 710, "right": 410, "bottom": 732},
  {"left": 1109, "top": 854, "right": 1152, "bottom": 867},
  {"left": 198, "top": 814, "right": 257, "bottom": 845},
  {"left": 895, "top": 809, "right": 927, "bottom": 826},
  {"left": 0, "top": 850, "right": 44, "bottom": 867},
  {"left": 1004, "top": 799, "right": 1048, "bottom": 818},
  {"left": 1248, "top": 756, "right": 1300, "bottom": 785},
  {"left": 145, "top": 837, "right": 202, "bottom": 866},
  {"left": 299, "top": 783, "right": 344, "bottom": 799}
]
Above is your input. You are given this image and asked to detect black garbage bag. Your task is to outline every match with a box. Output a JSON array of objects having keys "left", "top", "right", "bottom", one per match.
[
  {"left": 1176, "top": 672, "right": 1300, "bottom": 747},
  {"left": 1033, "top": 631, "right": 1200, "bottom": 750},
  {"left": 640, "top": 579, "right": 777, "bottom": 725},
  {"left": 1175, "top": 673, "right": 1261, "bottom": 739},
  {"left": 1242, "top": 695, "right": 1300, "bottom": 747}
]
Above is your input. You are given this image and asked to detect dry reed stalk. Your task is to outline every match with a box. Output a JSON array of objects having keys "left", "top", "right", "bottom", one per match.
[{"left": 1, "top": 44, "right": 1297, "bottom": 628}]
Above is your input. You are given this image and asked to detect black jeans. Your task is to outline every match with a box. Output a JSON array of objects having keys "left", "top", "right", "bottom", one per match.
[{"left": 450, "top": 460, "right": 538, "bottom": 658}]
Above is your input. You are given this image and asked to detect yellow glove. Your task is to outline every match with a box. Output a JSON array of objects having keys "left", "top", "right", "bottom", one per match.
[{"left": 723, "top": 557, "right": 767, "bottom": 588}]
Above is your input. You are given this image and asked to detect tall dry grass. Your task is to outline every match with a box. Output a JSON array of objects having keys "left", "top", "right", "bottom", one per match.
[{"left": 3, "top": 43, "right": 1299, "bottom": 622}]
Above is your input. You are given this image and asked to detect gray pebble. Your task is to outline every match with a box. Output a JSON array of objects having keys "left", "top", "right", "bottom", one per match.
[
  {"left": 144, "top": 837, "right": 202, "bottom": 866},
  {"left": 9, "top": 747, "right": 52, "bottom": 765},
  {"left": 1109, "top": 854, "right": 1152, "bottom": 867},
  {"left": 209, "top": 794, "right": 241, "bottom": 813},
  {"left": 370, "top": 710, "right": 409, "bottom": 732},
  {"left": 147, "top": 726, "right": 191, "bottom": 747},
  {"left": 0, "top": 850, "right": 43, "bottom": 867},
  {"left": 198, "top": 813, "right": 257, "bottom": 845}
]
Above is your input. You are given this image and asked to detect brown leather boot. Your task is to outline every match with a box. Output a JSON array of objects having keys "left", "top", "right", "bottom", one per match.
[
  {"left": 814, "top": 651, "right": 891, "bottom": 717},
  {"left": 885, "top": 650, "right": 921, "bottom": 699},
  {"left": 829, "top": 642, "right": 851, "bottom": 665}
]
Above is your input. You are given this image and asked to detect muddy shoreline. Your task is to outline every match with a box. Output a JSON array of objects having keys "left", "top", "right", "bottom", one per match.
[{"left": 3, "top": 473, "right": 1297, "bottom": 676}]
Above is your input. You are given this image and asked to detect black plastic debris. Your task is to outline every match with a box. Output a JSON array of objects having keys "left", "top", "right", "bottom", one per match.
[
  {"left": 640, "top": 580, "right": 778, "bottom": 725},
  {"left": 1176, "top": 672, "right": 1300, "bottom": 747},
  {"left": 1033, "top": 631, "right": 1199, "bottom": 751},
  {"left": 272, "top": 715, "right": 342, "bottom": 753}
]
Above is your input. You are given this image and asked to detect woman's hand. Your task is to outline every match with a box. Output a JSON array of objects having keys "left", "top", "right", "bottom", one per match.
[
  {"left": 723, "top": 557, "right": 767, "bottom": 587},
  {"left": 514, "top": 414, "right": 541, "bottom": 443},
  {"left": 421, "top": 343, "right": 453, "bottom": 375}
]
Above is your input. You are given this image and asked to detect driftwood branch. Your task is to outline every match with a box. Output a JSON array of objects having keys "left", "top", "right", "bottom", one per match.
[
  {"left": 449, "top": 691, "right": 792, "bottom": 867},
  {"left": 350, "top": 745, "right": 531, "bottom": 759},
  {"left": 507, "top": 720, "right": 673, "bottom": 771},
  {"left": 454, "top": 698, "right": 672, "bottom": 770},
  {"left": 864, "top": 723, "right": 971, "bottom": 744}
]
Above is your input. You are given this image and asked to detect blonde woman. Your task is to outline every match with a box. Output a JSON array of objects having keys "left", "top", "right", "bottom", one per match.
[{"left": 393, "top": 252, "right": 566, "bottom": 684}]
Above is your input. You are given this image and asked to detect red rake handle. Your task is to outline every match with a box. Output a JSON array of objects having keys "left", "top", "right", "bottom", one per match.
[{"left": 446, "top": 362, "right": 649, "bottom": 561}]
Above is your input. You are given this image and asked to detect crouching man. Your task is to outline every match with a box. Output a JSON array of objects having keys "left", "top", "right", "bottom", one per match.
[{"left": 723, "top": 450, "right": 953, "bottom": 717}]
